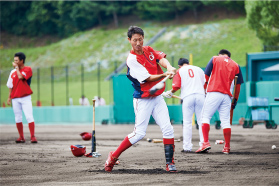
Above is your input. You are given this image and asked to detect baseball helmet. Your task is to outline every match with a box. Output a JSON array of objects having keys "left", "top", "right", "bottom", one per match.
[
  {"left": 80, "top": 132, "right": 92, "bottom": 141},
  {"left": 70, "top": 145, "right": 86, "bottom": 157}
]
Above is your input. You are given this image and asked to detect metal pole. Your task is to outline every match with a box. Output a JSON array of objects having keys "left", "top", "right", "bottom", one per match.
[
  {"left": 81, "top": 64, "right": 84, "bottom": 96},
  {"left": 115, "top": 61, "right": 117, "bottom": 74},
  {"left": 0, "top": 70, "right": 1, "bottom": 107},
  {"left": 66, "top": 65, "right": 69, "bottom": 106},
  {"left": 98, "top": 62, "right": 101, "bottom": 98},
  {"left": 37, "top": 68, "right": 40, "bottom": 105},
  {"left": 51, "top": 66, "right": 54, "bottom": 106},
  {"left": 172, "top": 56, "right": 174, "bottom": 105}
]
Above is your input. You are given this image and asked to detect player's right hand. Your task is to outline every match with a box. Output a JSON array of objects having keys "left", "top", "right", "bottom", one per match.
[
  {"left": 232, "top": 99, "right": 237, "bottom": 109},
  {"left": 167, "top": 67, "right": 176, "bottom": 79},
  {"left": 7, "top": 98, "right": 11, "bottom": 105},
  {"left": 165, "top": 71, "right": 175, "bottom": 79},
  {"left": 162, "top": 90, "right": 173, "bottom": 98}
]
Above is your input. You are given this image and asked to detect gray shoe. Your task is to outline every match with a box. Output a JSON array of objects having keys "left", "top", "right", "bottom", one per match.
[{"left": 166, "top": 163, "right": 177, "bottom": 172}]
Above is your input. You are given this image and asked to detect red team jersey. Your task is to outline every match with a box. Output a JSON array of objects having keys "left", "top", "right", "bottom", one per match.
[
  {"left": 204, "top": 56, "right": 243, "bottom": 97},
  {"left": 7, "top": 66, "right": 33, "bottom": 99},
  {"left": 127, "top": 46, "right": 166, "bottom": 98}
]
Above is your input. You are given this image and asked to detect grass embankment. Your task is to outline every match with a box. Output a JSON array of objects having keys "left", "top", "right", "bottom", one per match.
[{"left": 0, "top": 18, "right": 261, "bottom": 106}]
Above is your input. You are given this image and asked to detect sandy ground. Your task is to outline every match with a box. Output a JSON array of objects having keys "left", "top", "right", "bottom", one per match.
[{"left": 0, "top": 123, "right": 278, "bottom": 186}]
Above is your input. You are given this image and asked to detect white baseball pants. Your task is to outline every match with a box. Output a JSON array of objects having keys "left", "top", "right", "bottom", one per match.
[
  {"left": 182, "top": 93, "right": 205, "bottom": 150},
  {"left": 12, "top": 95, "right": 34, "bottom": 123},
  {"left": 128, "top": 95, "right": 174, "bottom": 144},
  {"left": 201, "top": 92, "right": 231, "bottom": 129}
]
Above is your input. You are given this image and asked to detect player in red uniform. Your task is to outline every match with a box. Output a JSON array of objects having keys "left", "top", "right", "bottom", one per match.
[
  {"left": 196, "top": 49, "right": 243, "bottom": 154},
  {"left": 6, "top": 52, "right": 37, "bottom": 143},
  {"left": 105, "top": 26, "right": 177, "bottom": 172}
]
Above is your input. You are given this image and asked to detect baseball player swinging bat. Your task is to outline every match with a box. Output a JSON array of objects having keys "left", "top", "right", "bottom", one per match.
[
  {"left": 85, "top": 99, "right": 101, "bottom": 157},
  {"left": 230, "top": 76, "right": 238, "bottom": 125},
  {"left": 149, "top": 75, "right": 170, "bottom": 95}
]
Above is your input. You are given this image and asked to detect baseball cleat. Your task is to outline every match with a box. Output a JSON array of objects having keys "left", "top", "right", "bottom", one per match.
[
  {"left": 195, "top": 142, "right": 211, "bottom": 153},
  {"left": 222, "top": 146, "right": 230, "bottom": 154},
  {"left": 15, "top": 137, "right": 25, "bottom": 143},
  {"left": 200, "top": 149, "right": 209, "bottom": 153},
  {"left": 105, "top": 151, "right": 118, "bottom": 172},
  {"left": 30, "top": 136, "right": 37, "bottom": 143},
  {"left": 166, "top": 163, "right": 177, "bottom": 173}
]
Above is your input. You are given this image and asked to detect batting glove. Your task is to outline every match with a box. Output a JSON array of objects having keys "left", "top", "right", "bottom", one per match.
[
  {"left": 162, "top": 90, "right": 173, "bottom": 98},
  {"left": 232, "top": 99, "right": 237, "bottom": 109}
]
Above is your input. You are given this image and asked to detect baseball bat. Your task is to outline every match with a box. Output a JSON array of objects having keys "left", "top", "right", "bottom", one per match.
[
  {"left": 230, "top": 76, "right": 238, "bottom": 125},
  {"left": 147, "top": 138, "right": 181, "bottom": 143},
  {"left": 149, "top": 75, "right": 170, "bottom": 95},
  {"left": 172, "top": 95, "right": 181, "bottom": 99},
  {"left": 91, "top": 99, "right": 96, "bottom": 153}
]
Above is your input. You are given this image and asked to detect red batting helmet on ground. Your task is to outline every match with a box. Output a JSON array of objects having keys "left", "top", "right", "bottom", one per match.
[
  {"left": 80, "top": 132, "right": 92, "bottom": 141},
  {"left": 70, "top": 145, "right": 86, "bottom": 157}
]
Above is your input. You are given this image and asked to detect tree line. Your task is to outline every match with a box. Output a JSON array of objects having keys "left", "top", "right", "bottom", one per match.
[
  {"left": 245, "top": 0, "right": 279, "bottom": 47},
  {"left": 1, "top": 1, "right": 245, "bottom": 37}
]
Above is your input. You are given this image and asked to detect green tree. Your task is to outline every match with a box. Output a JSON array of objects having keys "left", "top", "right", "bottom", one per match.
[
  {"left": 0, "top": 1, "right": 31, "bottom": 35},
  {"left": 136, "top": 1, "right": 177, "bottom": 21},
  {"left": 70, "top": 1, "right": 105, "bottom": 28},
  {"left": 27, "top": 1, "right": 60, "bottom": 36},
  {"left": 245, "top": 0, "right": 279, "bottom": 47},
  {"left": 175, "top": 1, "right": 202, "bottom": 20},
  {"left": 104, "top": 1, "right": 136, "bottom": 28},
  {"left": 202, "top": 0, "right": 245, "bottom": 14},
  {"left": 55, "top": 1, "right": 79, "bottom": 36}
]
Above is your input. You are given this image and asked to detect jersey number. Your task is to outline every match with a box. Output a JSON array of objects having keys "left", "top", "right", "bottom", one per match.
[{"left": 188, "top": 69, "right": 194, "bottom": 78}]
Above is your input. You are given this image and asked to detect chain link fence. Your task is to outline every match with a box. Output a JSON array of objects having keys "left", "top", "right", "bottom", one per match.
[
  {"left": 0, "top": 55, "right": 181, "bottom": 107},
  {"left": 0, "top": 62, "right": 119, "bottom": 107}
]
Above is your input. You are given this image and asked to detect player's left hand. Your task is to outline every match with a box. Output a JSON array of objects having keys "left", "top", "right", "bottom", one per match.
[
  {"left": 162, "top": 90, "right": 173, "bottom": 98},
  {"left": 232, "top": 98, "right": 237, "bottom": 109}
]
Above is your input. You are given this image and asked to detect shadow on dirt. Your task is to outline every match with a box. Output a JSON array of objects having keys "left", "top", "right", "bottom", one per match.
[
  {"left": 88, "top": 168, "right": 208, "bottom": 174},
  {"left": 230, "top": 152, "right": 279, "bottom": 155}
]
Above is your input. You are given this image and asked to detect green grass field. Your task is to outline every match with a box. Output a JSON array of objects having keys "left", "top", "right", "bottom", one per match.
[{"left": 0, "top": 18, "right": 262, "bottom": 106}]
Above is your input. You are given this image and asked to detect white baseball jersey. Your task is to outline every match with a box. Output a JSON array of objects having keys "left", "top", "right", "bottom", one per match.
[
  {"left": 172, "top": 65, "right": 206, "bottom": 150},
  {"left": 172, "top": 65, "right": 205, "bottom": 99}
]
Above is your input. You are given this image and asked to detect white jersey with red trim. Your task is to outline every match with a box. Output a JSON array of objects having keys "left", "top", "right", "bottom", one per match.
[{"left": 172, "top": 65, "right": 205, "bottom": 99}]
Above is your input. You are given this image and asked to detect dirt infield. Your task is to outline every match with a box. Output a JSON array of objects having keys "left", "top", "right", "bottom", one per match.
[{"left": 0, "top": 124, "right": 278, "bottom": 186}]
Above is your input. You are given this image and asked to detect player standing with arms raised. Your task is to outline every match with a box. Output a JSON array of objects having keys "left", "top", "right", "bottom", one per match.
[
  {"left": 162, "top": 58, "right": 205, "bottom": 153},
  {"left": 196, "top": 49, "right": 243, "bottom": 154},
  {"left": 6, "top": 52, "right": 37, "bottom": 143},
  {"left": 105, "top": 26, "right": 177, "bottom": 172}
]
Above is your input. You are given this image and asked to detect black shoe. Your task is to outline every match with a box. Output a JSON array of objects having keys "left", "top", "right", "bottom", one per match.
[{"left": 181, "top": 149, "right": 192, "bottom": 153}]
